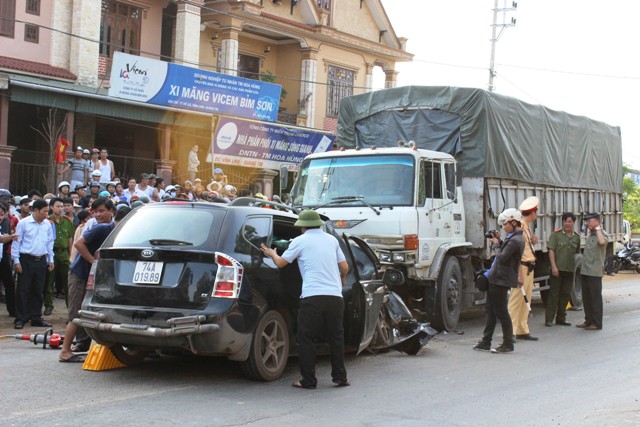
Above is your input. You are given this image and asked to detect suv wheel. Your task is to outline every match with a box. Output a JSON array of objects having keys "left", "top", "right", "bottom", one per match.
[
  {"left": 241, "top": 310, "right": 289, "bottom": 381},
  {"left": 110, "top": 344, "right": 147, "bottom": 365}
]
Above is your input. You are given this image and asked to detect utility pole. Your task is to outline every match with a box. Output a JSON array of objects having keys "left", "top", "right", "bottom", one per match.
[{"left": 488, "top": 0, "right": 517, "bottom": 92}]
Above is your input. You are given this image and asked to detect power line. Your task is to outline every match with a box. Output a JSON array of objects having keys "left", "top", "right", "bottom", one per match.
[
  {"left": 498, "top": 63, "right": 640, "bottom": 81},
  {"left": 409, "top": 54, "right": 640, "bottom": 82}
]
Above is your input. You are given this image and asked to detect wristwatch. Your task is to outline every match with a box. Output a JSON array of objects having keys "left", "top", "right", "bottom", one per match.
[{"left": 595, "top": 226, "right": 601, "bottom": 231}]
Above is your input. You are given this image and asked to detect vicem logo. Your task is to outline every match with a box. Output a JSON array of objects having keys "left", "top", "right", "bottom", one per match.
[
  {"left": 216, "top": 122, "right": 238, "bottom": 150},
  {"left": 141, "top": 249, "right": 155, "bottom": 258}
]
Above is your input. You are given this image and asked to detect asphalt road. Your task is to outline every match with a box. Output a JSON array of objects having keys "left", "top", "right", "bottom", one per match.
[{"left": 1, "top": 273, "right": 639, "bottom": 427}]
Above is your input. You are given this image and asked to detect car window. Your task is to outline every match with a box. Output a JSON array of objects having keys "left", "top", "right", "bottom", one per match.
[
  {"left": 107, "top": 206, "right": 225, "bottom": 250},
  {"left": 271, "top": 219, "right": 301, "bottom": 255},
  {"left": 235, "top": 216, "right": 272, "bottom": 255}
]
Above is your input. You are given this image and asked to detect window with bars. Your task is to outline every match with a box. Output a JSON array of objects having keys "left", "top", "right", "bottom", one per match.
[
  {"left": 238, "top": 54, "right": 260, "bottom": 80},
  {"left": 0, "top": 0, "right": 15, "bottom": 37},
  {"left": 99, "top": 0, "right": 141, "bottom": 58},
  {"left": 24, "top": 23, "right": 38, "bottom": 42},
  {"left": 326, "top": 65, "right": 354, "bottom": 117},
  {"left": 25, "top": 0, "right": 39, "bottom": 15}
]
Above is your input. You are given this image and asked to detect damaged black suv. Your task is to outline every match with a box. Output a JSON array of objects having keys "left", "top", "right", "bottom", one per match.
[{"left": 77, "top": 198, "right": 426, "bottom": 381}]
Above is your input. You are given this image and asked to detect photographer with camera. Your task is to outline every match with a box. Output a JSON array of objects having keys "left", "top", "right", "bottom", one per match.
[{"left": 474, "top": 208, "right": 525, "bottom": 354}]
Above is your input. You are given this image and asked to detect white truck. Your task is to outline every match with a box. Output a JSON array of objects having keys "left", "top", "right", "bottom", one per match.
[{"left": 289, "top": 86, "right": 624, "bottom": 331}]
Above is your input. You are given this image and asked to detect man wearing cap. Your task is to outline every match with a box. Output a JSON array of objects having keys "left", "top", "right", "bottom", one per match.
[
  {"left": 545, "top": 212, "right": 581, "bottom": 327},
  {"left": 187, "top": 145, "right": 200, "bottom": 182},
  {"left": 11, "top": 199, "right": 54, "bottom": 329},
  {"left": 260, "top": 210, "right": 350, "bottom": 389},
  {"left": 89, "top": 148, "right": 100, "bottom": 173},
  {"left": 17, "top": 197, "right": 31, "bottom": 220},
  {"left": 57, "top": 181, "right": 71, "bottom": 198},
  {"left": 82, "top": 181, "right": 102, "bottom": 208},
  {"left": 578, "top": 213, "right": 608, "bottom": 330},
  {"left": 508, "top": 196, "right": 540, "bottom": 341},
  {"left": 135, "top": 173, "right": 160, "bottom": 202},
  {"left": 43, "top": 197, "right": 74, "bottom": 315},
  {"left": 90, "top": 170, "right": 103, "bottom": 190},
  {"left": 59, "top": 147, "right": 90, "bottom": 191},
  {"left": 207, "top": 168, "right": 227, "bottom": 193}
]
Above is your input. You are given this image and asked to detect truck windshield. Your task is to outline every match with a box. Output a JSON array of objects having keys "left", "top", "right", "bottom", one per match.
[{"left": 291, "top": 154, "right": 415, "bottom": 207}]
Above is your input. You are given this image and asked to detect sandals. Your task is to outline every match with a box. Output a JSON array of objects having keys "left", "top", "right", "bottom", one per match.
[
  {"left": 292, "top": 381, "right": 316, "bottom": 389},
  {"left": 59, "top": 354, "right": 86, "bottom": 363},
  {"left": 332, "top": 379, "right": 351, "bottom": 387}
]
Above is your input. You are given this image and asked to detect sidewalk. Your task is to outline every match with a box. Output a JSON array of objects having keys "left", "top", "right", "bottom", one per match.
[{"left": 0, "top": 296, "right": 69, "bottom": 338}]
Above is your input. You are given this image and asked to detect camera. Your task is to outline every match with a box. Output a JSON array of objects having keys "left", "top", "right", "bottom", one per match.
[{"left": 485, "top": 230, "right": 498, "bottom": 239}]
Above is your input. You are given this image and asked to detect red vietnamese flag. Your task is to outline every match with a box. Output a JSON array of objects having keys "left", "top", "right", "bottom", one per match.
[{"left": 55, "top": 135, "right": 70, "bottom": 164}]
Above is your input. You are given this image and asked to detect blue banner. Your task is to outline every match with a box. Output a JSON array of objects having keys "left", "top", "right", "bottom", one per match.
[
  {"left": 108, "top": 52, "right": 281, "bottom": 122},
  {"left": 210, "top": 116, "right": 335, "bottom": 170}
]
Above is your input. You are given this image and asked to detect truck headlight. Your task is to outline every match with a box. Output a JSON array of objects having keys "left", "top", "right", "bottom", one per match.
[
  {"left": 392, "top": 253, "right": 406, "bottom": 263},
  {"left": 379, "top": 252, "right": 391, "bottom": 263}
]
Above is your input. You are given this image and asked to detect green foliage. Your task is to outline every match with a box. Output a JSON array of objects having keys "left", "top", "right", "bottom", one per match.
[{"left": 623, "top": 167, "right": 640, "bottom": 231}]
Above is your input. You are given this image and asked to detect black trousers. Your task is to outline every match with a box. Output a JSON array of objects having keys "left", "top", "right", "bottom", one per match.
[
  {"left": 482, "top": 283, "right": 514, "bottom": 347},
  {"left": 15, "top": 255, "right": 47, "bottom": 323},
  {"left": 0, "top": 255, "right": 15, "bottom": 316},
  {"left": 297, "top": 296, "right": 347, "bottom": 388},
  {"left": 581, "top": 275, "right": 603, "bottom": 329},
  {"left": 545, "top": 271, "right": 574, "bottom": 323}
]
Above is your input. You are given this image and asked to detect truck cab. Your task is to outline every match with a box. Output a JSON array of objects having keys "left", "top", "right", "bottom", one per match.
[{"left": 290, "top": 146, "right": 473, "bottom": 330}]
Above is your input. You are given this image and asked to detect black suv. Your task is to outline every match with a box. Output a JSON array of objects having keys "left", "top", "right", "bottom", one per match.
[{"left": 77, "top": 199, "right": 406, "bottom": 380}]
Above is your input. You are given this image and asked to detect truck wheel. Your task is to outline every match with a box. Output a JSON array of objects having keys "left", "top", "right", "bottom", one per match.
[
  {"left": 241, "top": 310, "right": 289, "bottom": 381},
  {"left": 430, "top": 256, "right": 462, "bottom": 331},
  {"left": 570, "top": 255, "right": 583, "bottom": 309},
  {"left": 109, "top": 344, "right": 147, "bottom": 365}
]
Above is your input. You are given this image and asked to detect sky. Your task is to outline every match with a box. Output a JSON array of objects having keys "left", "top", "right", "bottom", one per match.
[{"left": 376, "top": 0, "right": 640, "bottom": 170}]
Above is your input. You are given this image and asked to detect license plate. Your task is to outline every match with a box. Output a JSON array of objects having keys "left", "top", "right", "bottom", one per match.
[{"left": 133, "top": 261, "right": 164, "bottom": 284}]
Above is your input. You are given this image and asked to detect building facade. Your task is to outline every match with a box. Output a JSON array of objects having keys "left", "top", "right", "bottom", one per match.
[{"left": 0, "top": 0, "right": 412, "bottom": 194}]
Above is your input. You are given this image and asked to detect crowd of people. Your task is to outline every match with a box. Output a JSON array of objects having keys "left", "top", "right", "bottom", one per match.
[{"left": 0, "top": 145, "right": 282, "bottom": 361}]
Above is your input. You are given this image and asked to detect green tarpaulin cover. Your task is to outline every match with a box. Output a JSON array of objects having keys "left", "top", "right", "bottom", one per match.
[{"left": 337, "top": 86, "right": 622, "bottom": 193}]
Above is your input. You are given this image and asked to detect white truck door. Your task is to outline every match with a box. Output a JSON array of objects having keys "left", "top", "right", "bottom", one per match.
[{"left": 416, "top": 160, "right": 451, "bottom": 268}]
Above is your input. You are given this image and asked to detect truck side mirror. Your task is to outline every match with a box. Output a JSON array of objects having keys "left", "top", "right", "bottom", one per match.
[{"left": 279, "top": 164, "right": 289, "bottom": 192}]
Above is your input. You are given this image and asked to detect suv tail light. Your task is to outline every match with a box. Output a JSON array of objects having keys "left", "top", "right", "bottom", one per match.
[
  {"left": 86, "top": 250, "right": 100, "bottom": 290},
  {"left": 213, "top": 252, "right": 243, "bottom": 298}
]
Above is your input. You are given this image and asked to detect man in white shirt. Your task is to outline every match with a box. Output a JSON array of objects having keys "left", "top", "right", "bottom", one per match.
[
  {"left": 97, "top": 148, "right": 116, "bottom": 183},
  {"left": 11, "top": 199, "right": 54, "bottom": 329},
  {"left": 261, "top": 210, "right": 350, "bottom": 389},
  {"left": 135, "top": 173, "right": 160, "bottom": 202}
]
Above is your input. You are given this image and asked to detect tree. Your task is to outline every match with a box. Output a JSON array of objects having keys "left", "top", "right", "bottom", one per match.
[
  {"left": 622, "top": 164, "right": 640, "bottom": 231},
  {"left": 31, "top": 108, "right": 68, "bottom": 194}
]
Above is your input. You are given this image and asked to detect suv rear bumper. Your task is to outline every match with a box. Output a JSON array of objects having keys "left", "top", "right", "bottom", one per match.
[{"left": 75, "top": 309, "right": 252, "bottom": 359}]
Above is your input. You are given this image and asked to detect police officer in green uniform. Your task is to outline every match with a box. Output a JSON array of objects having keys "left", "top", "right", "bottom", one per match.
[
  {"left": 545, "top": 212, "right": 581, "bottom": 326},
  {"left": 577, "top": 212, "right": 608, "bottom": 330},
  {"left": 44, "top": 197, "right": 75, "bottom": 315}
]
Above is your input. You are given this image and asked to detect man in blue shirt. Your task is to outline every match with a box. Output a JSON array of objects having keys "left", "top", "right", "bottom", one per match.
[
  {"left": 59, "top": 198, "right": 125, "bottom": 363},
  {"left": 261, "top": 210, "right": 350, "bottom": 389},
  {"left": 11, "top": 199, "right": 54, "bottom": 329}
]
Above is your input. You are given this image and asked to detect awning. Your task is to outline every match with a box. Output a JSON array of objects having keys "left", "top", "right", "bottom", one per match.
[{"left": 7, "top": 74, "right": 211, "bottom": 129}]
